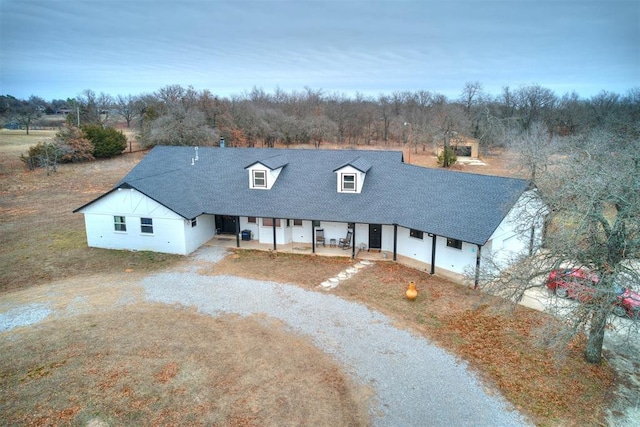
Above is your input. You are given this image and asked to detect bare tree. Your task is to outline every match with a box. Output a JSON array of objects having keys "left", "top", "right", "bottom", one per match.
[
  {"left": 474, "top": 130, "right": 640, "bottom": 364},
  {"left": 460, "top": 81, "right": 484, "bottom": 115},
  {"left": 74, "top": 90, "right": 114, "bottom": 126},
  {"left": 8, "top": 95, "right": 45, "bottom": 134},
  {"left": 505, "top": 121, "right": 559, "bottom": 181},
  {"left": 115, "top": 94, "right": 138, "bottom": 128},
  {"left": 429, "top": 100, "right": 469, "bottom": 167}
]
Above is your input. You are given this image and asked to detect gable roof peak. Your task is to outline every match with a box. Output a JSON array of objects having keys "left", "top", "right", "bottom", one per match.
[
  {"left": 333, "top": 156, "right": 372, "bottom": 173},
  {"left": 244, "top": 153, "right": 289, "bottom": 170}
]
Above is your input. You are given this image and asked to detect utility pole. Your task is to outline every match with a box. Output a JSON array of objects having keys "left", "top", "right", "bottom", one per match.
[{"left": 403, "top": 122, "right": 412, "bottom": 164}]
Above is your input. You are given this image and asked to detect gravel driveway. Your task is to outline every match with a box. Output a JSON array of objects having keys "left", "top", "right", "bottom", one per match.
[
  {"left": 1, "top": 246, "right": 530, "bottom": 426},
  {"left": 140, "top": 247, "right": 530, "bottom": 427}
]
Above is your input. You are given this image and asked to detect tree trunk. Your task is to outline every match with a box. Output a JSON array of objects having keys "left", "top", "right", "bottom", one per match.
[{"left": 585, "top": 310, "right": 607, "bottom": 363}]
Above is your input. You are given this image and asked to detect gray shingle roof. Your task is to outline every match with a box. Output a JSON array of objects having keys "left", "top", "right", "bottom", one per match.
[
  {"left": 333, "top": 156, "right": 372, "bottom": 173},
  {"left": 78, "top": 146, "right": 530, "bottom": 246}
]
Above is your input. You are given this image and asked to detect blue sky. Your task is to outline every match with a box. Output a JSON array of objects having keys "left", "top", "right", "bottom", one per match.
[{"left": 1, "top": 0, "right": 638, "bottom": 101}]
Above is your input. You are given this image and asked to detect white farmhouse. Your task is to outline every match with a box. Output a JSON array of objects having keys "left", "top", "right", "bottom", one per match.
[{"left": 75, "top": 146, "right": 546, "bottom": 284}]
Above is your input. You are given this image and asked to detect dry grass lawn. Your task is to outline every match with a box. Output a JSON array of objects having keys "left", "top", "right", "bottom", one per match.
[{"left": 1, "top": 304, "right": 370, "bottom": 426}]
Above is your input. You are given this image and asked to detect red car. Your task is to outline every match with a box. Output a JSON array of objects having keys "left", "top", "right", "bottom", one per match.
[{"left": 546, "top": 268, "right": 640, "bottom": 319}]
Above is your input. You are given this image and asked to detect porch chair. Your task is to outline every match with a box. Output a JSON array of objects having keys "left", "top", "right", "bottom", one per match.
[
  {"left": 315, "top": 229, "right": 325, "bottom": 247},
  {"left": 339, "top": 230, "right": 353, "bottom": 250}
]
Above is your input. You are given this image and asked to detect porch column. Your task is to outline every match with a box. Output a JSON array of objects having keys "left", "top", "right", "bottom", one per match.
[
  {"left": 474, "top": 244, "right": 482, "bottom": 289},
  {"left": 272, "top": 218, "right": 277, "bottom": 251},
  {"left": 235, "top": 216, "right": 240, "bottom": 248},
  {"left": 393, "top": 224, "right": 398, "bottom": 261},
  {"left": 351, "top": 224, "right": 356, "bottom": 260},
  {"left": 312, "top": 226, "right": 316, "bottom": 253},
  {"left": 430, "top": 234, "right": 437, "bottom": 275}
]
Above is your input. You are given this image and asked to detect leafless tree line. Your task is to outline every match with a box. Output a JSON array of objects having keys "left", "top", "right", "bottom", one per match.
[{"left": 3, "top": 83, "right": 638, "bottom": 154}]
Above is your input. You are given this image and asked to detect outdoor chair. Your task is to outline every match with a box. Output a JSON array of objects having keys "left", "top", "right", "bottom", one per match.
[
  {"left": 339, "top": 230, "right": 352, "bottom": 249},
  {"left": 316, "top": 229, "right": 325, "bottom": 247}
]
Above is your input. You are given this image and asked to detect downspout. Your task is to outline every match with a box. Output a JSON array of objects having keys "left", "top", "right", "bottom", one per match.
[
  {"left": 235, "top": 216, "right": 240, "bottom": 248},
  {"left": 430, "top": 234, "right": 437, "bottom": 275},
  {"left": 272, "top": 218, "right": 277, "bottom": 251},
  {"left": 393, "top": 224, "right": 397, "bottom": 261},
  {"left": 474, "top": 244, "right": 482, "bottom": 289}
]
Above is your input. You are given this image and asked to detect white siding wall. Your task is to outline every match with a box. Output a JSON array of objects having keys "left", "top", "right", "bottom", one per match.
[
  {"left": 292, "top": 220, "right": 312, "bottom": 242},
  {"left": 256, "top": 218, "right": 291, "bottom": 245},
  {"left": 239, "top": 217, "right": 260, "bottom": 241},
  {"left": 435, "top": 238, "right": 478, "bottom": 275},
  {"left": 184, "top": 214, "right": 217, "bottom": 254},
  {"left": 321, "top": 221, "right": 350, "bottom": 244},
  {"left": 485, "top": 189, "right": 546, "bottom": 268},
  {"left": 79, "top": 189, "right": 190, "bottom": 254},
  {"left": 396, "top": 226, "right": 432, "bottom": 262}
]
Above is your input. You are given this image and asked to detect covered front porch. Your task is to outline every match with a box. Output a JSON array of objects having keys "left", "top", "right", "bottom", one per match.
[{"left": 203, "top": 235, "right": 465, "bottom": 284}]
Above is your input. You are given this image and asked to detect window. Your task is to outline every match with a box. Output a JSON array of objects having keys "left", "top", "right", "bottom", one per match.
[
  {"left": 114, "top": 216, "right": 126, "bottom": 232},
  {"left": 409, "top": 229, "right": 424, "bottom": 239},
  {"left": 252, "top": 170, "right": 266, "bottom": 188},
  {"left": 341, "top": 174, "right": 356, "bottom": 191},
  {"left": 191, "top": 218, "right": 197, "bottom": 227},
  {"left": 447, "top": 238, "right": 462, "bottom": 250},
  {"left": 293, "top": 219, "right": 303, "bottom": 226},
  {"left": 262, "top": 218, "right": 281, "bottom": 227},
  {"left": 312, "top": 220, "right": 321, "bottom": 227},
  {"left": 248, "top": 217, "right": 257, "bottom": 224},
  {"left": 141, "top": 217, "right": 153, "bottom": 234}
]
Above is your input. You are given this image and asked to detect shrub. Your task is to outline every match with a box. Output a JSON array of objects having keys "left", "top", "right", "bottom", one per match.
[
  {"left": 437, "top": 147, "right": 457, "bottom": 167},
  {"left": 55, "top": 124, "right": 94, "bottom": 163},
  {"left": 82, "top": 125, "right": 127, "bottom": 158}
]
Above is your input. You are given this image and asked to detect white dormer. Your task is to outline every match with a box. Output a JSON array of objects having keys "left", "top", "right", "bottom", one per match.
[
  {"left": 245, "top": 155, "right": 288, "bottom": 190},
  {"left": 333, "top": 157, "right": 371, "bottom": 194}
]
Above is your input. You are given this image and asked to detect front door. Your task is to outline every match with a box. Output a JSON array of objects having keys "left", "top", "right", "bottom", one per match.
[
  {"left": 369, "top": 224, "right": 382, "bottom": 249},
  {"left": 215, "top": 215, "right": 237, "bottom": 234}
]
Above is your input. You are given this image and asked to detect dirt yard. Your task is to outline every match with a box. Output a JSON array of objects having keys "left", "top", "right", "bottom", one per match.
[{"left": 1, "top": 131, "right": 637, "bottom": 426}]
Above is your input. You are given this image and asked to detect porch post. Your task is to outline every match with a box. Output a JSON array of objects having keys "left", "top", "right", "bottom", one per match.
[
  {"left": 430, "top": 234, "right": 437, "bottom": 275},
  {"left": 351, "top": 224, "right": 356, "bottom": 260},
  {"left": 235, "top": 216, "right": 240, "bottom": 248},
  {"left": 312, "top": 225, "right": 316, "bottom": 253},
  {"left": 272, "top": 218, "right": 277, "bottom": 251},
  {"left": 393, "top": 224, "right": 397, "bottom": 261},
  {"left": 474, "top": 244, "right": 482, "bottom": 289}
]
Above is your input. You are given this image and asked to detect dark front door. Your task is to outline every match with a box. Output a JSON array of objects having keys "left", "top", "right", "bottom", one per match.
[
  {"left": 369, "top": 224, "right": 382, "bottom": 249},
  {"left": 215, "top": 215, "right": 237, "bottom": 234}
]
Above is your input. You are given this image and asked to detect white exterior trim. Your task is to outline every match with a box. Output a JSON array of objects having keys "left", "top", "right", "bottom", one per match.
[
  {"left": 335, "top": 165, "right": 366, "bottom": 193},
  {"left": 246, "top": 162, "right": 283, "bottom": 190}
]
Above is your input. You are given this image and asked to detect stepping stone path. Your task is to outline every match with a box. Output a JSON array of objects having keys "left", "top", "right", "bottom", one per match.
[{"left": 320, "top": 260, "right": 373, "bottom": 290}]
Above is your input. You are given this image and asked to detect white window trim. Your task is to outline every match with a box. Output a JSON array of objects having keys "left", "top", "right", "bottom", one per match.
[
  {"left": 114, "top": 216, "right": 126, "bottom": 233},
  {"left": 341, "top": 173, "right": 356, "bottom": 192},
  {"left": 252, "top": 170, "right": 267, "bottom": 188},
  {"left": 140, "top": 217, "right": 154, "bottom": 234}
]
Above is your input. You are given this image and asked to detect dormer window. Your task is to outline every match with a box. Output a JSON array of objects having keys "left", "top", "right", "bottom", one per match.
[
  {"left": 341, "top": 174, "right": 356, "bottom": 192},
  {"left": 334, "top": 157, "right": 370, "bottom": 194},
  {"left": 245, "top": 156, "right": 288, "bottom": 190},
  {"left": 252, "top": 170, "right": 267, "bottom": 188}
]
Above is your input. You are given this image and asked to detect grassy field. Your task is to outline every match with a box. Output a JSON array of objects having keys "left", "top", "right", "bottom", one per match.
[{"left": 0, "top": 130, "right": 619, "bottom": 426}]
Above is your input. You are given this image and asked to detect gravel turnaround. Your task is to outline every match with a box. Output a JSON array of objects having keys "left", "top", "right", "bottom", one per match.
[{"left": 142, "top": 248, "right": 531, "bottom": 427}]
